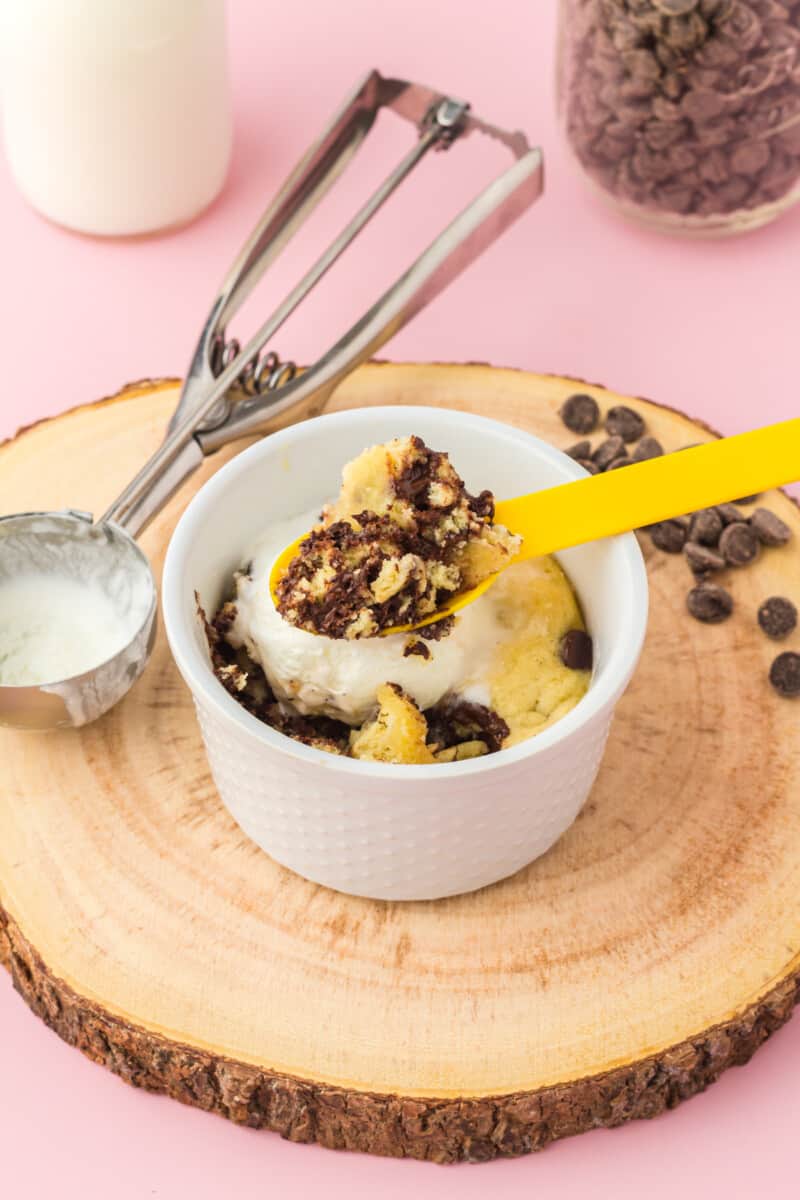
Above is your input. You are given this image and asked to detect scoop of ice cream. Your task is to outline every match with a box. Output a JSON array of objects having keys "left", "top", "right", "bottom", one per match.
[
  {"left": 275, "top": 435, "right": 521, "bottom": 639},
  {"left": 229, "top": 510, "right": 506, "bottom": 726}
]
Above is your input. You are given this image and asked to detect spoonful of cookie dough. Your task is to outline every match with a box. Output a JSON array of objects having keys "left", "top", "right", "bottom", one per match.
[
  {"left": 271, "top": 435, "right": 521, "bottom": 639},
  {"left": 269, "top": 419, "right": 800, "bottom": 637}
]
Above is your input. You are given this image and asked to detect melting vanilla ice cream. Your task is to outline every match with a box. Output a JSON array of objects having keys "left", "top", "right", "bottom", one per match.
[
  {"left": 208, "top": 434, "right": 591, "bottom": 765},
  {"left": 229, "top": 510, "right": 507, "bottom": 725}
]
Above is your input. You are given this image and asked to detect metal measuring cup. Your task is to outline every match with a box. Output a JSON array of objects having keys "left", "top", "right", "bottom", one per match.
[{"left": 0, "top": 71, "right": 543, "bottom": 730}]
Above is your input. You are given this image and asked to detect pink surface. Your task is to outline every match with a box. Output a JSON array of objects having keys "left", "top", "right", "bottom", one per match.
[{"left": 2, "top": 0, "right": 799, "bottom": 1195}]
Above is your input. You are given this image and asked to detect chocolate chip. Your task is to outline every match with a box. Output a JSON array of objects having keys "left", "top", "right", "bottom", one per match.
[
  {"left": 730, "top": 141, "right": 770, "bottom": 176},
  {"left": 651, "top": 520, "right": 688, "bottom": 553},
  {"left": 631, "top": 436, "right": 664, "bottom": 462},
  {"left": 560, "top": 0, "right": 800, "bottom": 225},
  {"left": 758, "top": 596, "right": 798, "bottom": 641},
  {"left": 425, "top": 698, "right": 510, "bottom": 754},
  {"left": 750, "top": 507, "right": 792, "bottom": 547},
  {"left": 593, "top": 435, "right": 626, "bottom": 470},
  {"left": 560, "top": 393, "right": 600, "bottom": 434},
  {"left": 560, "top": 629, "right": 594, "bottom": 671},
  {"left": 687, "top": 583, "right": 734, "bottom": 623},
  {"left": 604, "top": 405, "right": 645, "bottom": 443},
  {"left": 719, "top": 521, "right": 760, "bottom": 566},
  {"left": 417, "top": 616, "right": 455, "bottom": 641},
  {"left": 575, "top": 457, "right": 600, "bottom": 475},
  {"left": 684, "top": 541, "right": 726, "bottom": 574},
  {"left": 689, "top": 508, "right": 723, "bottom": 546},
  {"left": 733, "top": 494, "right": 760, "bottom": 506},
  {"left": 566, "top": 440, "right": 592, "bottom": 460},
  {"left": 769, "top": 651, "right": 800, "bottom": 697},
  {"left": 716, "top": 503, "right": 746, "bottom": 526},
  {"left": 605, "top": 455, "right": 632, "bottom": 470}
]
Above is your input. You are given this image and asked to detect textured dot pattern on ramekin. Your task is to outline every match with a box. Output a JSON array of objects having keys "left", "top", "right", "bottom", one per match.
[{"left": 193, "top": 698, "right": 612, "bottom": 901}]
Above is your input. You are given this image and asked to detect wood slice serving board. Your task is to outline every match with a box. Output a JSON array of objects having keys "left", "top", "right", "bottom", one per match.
[{"left": 2, "top": 365, "right": 800, "bottom": 1164}]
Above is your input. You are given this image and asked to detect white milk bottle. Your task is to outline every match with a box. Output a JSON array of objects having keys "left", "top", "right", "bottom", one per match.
[{"left": 0, "top": 0, "right": 232, "bottom": 235}]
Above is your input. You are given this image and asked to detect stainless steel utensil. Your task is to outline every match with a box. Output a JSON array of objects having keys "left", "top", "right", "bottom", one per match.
[{"left": 0, "top": 70, "right": 543, "bottom": 730}]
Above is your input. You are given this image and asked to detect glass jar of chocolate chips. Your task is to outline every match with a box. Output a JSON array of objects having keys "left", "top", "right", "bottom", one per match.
[{"left": 557, "top": 0, "right": 800, "bottom": 234}]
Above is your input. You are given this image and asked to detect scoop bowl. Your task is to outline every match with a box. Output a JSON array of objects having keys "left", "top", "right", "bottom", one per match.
[{"left": 0, "top": 512, "right": 157, "bottom": 730}]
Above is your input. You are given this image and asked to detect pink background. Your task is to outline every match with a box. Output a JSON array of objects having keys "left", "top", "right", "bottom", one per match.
[{"left": 2, "top": 1, "right": 800, "bottom": 1195}]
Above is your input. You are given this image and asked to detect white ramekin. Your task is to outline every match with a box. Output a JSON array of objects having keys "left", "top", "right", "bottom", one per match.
[{"left": 163, "top": 406, "right": 648, "bottom": 901}]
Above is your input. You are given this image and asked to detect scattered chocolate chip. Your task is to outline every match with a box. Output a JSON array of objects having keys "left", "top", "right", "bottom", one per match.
[
  {"left": 750, "top": 507, "right": 792, "bottom": 547},
  {"left": 631, "top": 436, "right": 664, "bottom": 462},
  {"left": 575, "top": 457, "right": 600, "bottom": 475},
  {"left": 769, "top": 652, "right": 800, "bottom": 698},
  {"left": 593, "top": 435, "right": 626, "bottom": 470},
  {"left": 758, "top": 596, "right": 798, "bottom": 641},
  {"left": 733, "top": 494, "right": 760, "bottom": 506},
  {"left": 560, "top": 393, "right": 600, "bottom": 434},
  {"left": 403, "top": 639, "right": 431, "bottom": 659},
  {"left": 684, "top": 541, "right": 726, "bottom": 575},
  {"left": 719, "top": 521, "right": 760, "bottom": 567},
  {"left": 605, "top": 455, "right": 632, "bottom": 470},
  {"left": 689, "top": 507, "right": 723, "bottom": 546},
  {"left": 687, "top": 583, "right": 734, "bottom": 623},
  {"left": 605, "top": 405, "right": 645, "bottom": 443},
  {"left": 559, "top": 629, "right": 594, "bottom": 671},
  {"left": 566, "top": 440, "right": 592, "bottom": 460},
  {"left": 651, "top": 519, "right": 688, "bottom": 553},
  {"left": 716, "top": 503, "right": 746, "bottom": 526}
]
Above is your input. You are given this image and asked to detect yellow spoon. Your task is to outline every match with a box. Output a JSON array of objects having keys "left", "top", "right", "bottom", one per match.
[{"left": 270, "top": 417, "right": 800, "bottom": 633}]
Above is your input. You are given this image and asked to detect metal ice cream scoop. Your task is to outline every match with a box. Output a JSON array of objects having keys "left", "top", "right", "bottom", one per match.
[{"left": 0, "top": 71, "right": 543, "bottom": 730}]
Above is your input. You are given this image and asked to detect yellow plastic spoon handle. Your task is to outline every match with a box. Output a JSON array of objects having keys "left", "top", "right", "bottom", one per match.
[
  {"left": 379, "top": 416, "right": 800, "bottom": 632},
  {"left": 270, "top": 418, "right": 800, "bottom": 634},
  {"left": 496, "top": 417, "right": 800, "bottom": 561}
]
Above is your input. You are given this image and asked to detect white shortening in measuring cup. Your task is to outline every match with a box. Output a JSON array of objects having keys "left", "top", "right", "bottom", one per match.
[{"left": 0, "top": 0, "right": 232, "bottom": 235}]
